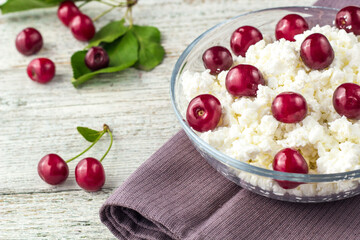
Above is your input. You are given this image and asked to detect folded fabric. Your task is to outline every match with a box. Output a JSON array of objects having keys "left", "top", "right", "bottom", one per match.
[{"left": 100, "top": 1, "right": 360, "bottom": 239}]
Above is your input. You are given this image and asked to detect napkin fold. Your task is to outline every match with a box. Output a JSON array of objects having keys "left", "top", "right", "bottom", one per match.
[{"left": 100, "top": 1, "right": 360, "bottom": 239}]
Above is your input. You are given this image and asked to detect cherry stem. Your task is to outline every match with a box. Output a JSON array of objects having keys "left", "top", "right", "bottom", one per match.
[
  {"left": 92, "top": 5, "right": 117, "bottom": 22},
  {"left": 99, "top": 125, "right": 113, "bottom": 162},
  {"left": 125, "top": 6, "right": 133, "bottom": 27},
  {"left": 65, "top": 128, "right": 107, "bottom": 163},
  {"left": 86, "top": 0, "right": 133, "bottom": 23}
]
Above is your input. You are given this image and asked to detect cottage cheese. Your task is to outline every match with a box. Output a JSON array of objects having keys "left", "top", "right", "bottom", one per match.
[{"left": 181, "top": 25, "right": 360, "bottom": 197}]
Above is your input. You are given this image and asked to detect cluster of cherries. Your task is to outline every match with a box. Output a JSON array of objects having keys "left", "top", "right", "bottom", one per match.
[
  {"left": 38, "top": 125, "right": 112, "bottom": 192},
  {"left": 15, "top": 1, "right": 110, "bottom": 84},
  {"left": 186, "top": 6, "right": 360, "bottom": 189}
]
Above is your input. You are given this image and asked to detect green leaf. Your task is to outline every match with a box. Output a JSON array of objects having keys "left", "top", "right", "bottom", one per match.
[
  {"left": 71, "top": 50, "right": 91, "bottom": 79},
  {"left": 132, "top": 25, "right": 161, "bottom": 43},
  {"left": 87, "top": 19, "right": 128, "bottom": 48},
  {"left": 71, "top": 31, "right": 139, "bottom": 87},
  {"left": 131, "top": 25, "right": 165, "bottom": 71},
  {"left": 77, "top": 127, "right": 102, "bottom": 142},
  {"left": 103, "top": 31, "right": 138, "bottom": 68},
  {"left": 0, "top": 0, "right": 80, "bottom": 14}
]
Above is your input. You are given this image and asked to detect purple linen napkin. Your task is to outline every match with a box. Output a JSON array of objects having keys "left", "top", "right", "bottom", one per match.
[{"left": 100, "top": 1, "right": 360, "bottom": 239}]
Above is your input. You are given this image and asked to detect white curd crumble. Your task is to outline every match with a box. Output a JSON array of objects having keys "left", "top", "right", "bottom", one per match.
[{"left": 181, "top": 25, "right": 360, "bottom": 196}]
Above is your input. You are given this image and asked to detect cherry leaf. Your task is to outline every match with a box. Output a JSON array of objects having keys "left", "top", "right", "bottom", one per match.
[
  {"left": 77, "top": 127, "right": 102, "bottom": 142},
  {"left": 71, "top": 50, "right": 91, "bottom": 79},
  {"left": 0, "top": 0, "right": 80, "bottom": 14},
  {"left": 71, "top": 31, "right": 139, "bottom": 87},
  {"left": 87, "top": 19, "right": 128, "bottom": 48},
  {"left": 131, "top": 25, "right": 165, "bottom": 71}
]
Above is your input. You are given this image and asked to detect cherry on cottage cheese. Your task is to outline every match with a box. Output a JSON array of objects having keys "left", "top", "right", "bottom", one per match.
[
  {"left": 275, "top": 14, "right": 309, "bottom": 41},
  {"left": 271, "top": 92, "right": 308, "bottom": 124},
  {"left": 230, "top": 26, "right": 263, "bottom": 57},
  {"left": 273, "top": 148, "right": 308, "bottom": 189},
  {"left": 202, "top": 46, "right": 233, "bottom": 75},
  {"left": 300, "top": 33, "right": 334, "bottom": 70},
  {"left": 333, "top": 83, "right": 360, "bottom": 120},
  {"left": 225, "top": 64, "right": 265, "bottom": 97},
  {"left": 336, "top": 6, "right": 360, "bottom": 35},
  {"left": 186, "top": 94, "right": 222, "bottom": 132}
]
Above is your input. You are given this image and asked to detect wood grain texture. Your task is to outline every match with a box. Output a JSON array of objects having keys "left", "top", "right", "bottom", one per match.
[{"left": 0, "top": 0, "right": 316, "bottom": 239}]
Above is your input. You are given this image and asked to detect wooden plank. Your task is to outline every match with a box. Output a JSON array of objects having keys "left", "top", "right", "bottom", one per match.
[{"left": 0, "top": 189, "right": 115, "bottom": 239}]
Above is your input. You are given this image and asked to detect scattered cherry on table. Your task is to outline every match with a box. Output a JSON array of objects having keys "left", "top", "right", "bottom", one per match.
[
  {"left": 335, "top": 6, "right": 360, "bottom": 35},
  {"left": 225, "top": 64, "right": 265, "bottom": 97},
  {"left": 15, "top": 27, "right": 43, "bottom": 56},
  {"left": 69, "top": 14, "right": 95, "bottom": 41},
  {"left": 333, "top": 83, "right": 360, "bottom": 120},
  {"left": 186, "top": 94, "right": 222, "bottom": 132},
  {"left": 202, "top": 46, "right": 233, "bottom": 75},
  {"left": 75, "top": 157, "right": 106, "bottom": 192},
  {"left": 38, "top": 154, "right": 69, "bottom": 185},
  {"left": 273, "top": 148, "right": 308, "bottom": 189},
  {"left": 230, "top": 26, "right": 263, "bottom": 57},
  {"left": 300, "top": 33, "right": 334, "bottom": 70},
  {"left": 85, "top": 46, "right": 110, "bottom": 71},
  {"left": 27, "top": 58, "right": 56, "bottom": 84},
  {"left": 271, "top": 92, "right": 307, "bottom": 123},
  {"left": 57, "top": 0, "right": 81, "bottom": 26},
  {"left": 275, "top": 14, "right": 309, "bottom": 41}
]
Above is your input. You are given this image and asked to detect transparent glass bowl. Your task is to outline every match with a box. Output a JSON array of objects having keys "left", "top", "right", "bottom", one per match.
[{"left": 170, "top": 6, "right": 360, "bottom": 203}]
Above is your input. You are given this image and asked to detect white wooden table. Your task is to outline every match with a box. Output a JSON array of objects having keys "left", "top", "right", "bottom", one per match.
[{"left": 0, "top": 0, "right": 315, "bottom": 239}]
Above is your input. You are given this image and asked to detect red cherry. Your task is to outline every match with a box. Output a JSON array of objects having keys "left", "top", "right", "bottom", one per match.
[
  {"left": 75, "top": 157, "right": 105, "bottom": 192},
  {"left": 85, "top": 46, "right": 110, "bottom": 71},
  {"left": 230, "top": 26, "right": 263, "bottom": 57},
  {"left": 273, "top": 148, "right": 308, "bottom": 189},
  {"left": 335, "top": 6, "right": 360, "bottom": 35},
  {"left": 202, "top": 46, "right": 233, "bottom": 75},
  {"left": 186, "top": 94, "right": 222, "bottom": 132},
  {"left": 69, "top": 14, "right": 95, "bottom": 41},
  {"left": 300, "top": 33, "right": 334, "bottom": 70},
  {"left": 15, "top": 27, "right": 43, "bottom": 56},
  {"left": 225, "top": 64, "right": 265, "bottom": 97},
  {"left": 333, "top": 83, "right": 360, "bottom": 120},
  {"left": 271, "top": 92, "right": 307, "bottom": 123},
  {"left": 27, "top": 58, "right": 56, "bottom": 84},
  {"left": 275, "top": 14, "right": 309, "bottom": 41},
  {"left": 38, "top": 154, "right": 69, "bottom": 185},
  {"left": 57, "top": 1, "right": 81, "bottom": 27}
]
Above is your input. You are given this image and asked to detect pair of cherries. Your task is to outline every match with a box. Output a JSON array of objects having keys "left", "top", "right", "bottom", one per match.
[
  {"left": 38, "top": 154, "right": 105, "bottom": 192},
  {"left": 15, "top": 27, "right": 56, "bottom": 84},
  {"left": 58, "top": 0, "right": 95, "bottom": 41},
  {"left": 38, "top": 124, "right": 113, "bottom": 192}
]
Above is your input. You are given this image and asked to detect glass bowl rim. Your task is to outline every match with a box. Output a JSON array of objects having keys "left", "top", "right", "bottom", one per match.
[{"left": 169, "top": 6, "right": 360, "bottom": 183}]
